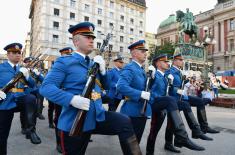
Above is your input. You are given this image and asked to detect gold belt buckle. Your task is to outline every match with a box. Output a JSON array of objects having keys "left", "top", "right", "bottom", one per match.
[{"left": 91, "top": 91, "right": 101, "bottom": 101}]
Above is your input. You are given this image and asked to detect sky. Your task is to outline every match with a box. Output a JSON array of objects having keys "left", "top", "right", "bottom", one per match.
[{"left": 0, "top": 0, "right": 217, "bottom": 53}]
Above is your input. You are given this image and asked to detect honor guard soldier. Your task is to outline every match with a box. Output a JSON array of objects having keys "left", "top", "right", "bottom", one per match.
[
  {"left": 0, "top": 43, "right": 41, "bottom": 155},
  {"left": 146, "top": 54, "right": 208, "bottom": 155},
  {"left": 165, "top": 54, "right": 220, "bottom": 134},
  {"left": 117, "top": 41, "right": 204, "bottom": 151},
  {"left": 107, "top": 55, "right": 124, "bottom": 111},
  {"left": 40, "top": 22, "right": 142, "bottom": 155},
  {"left": 48, "top": 47, "right": 73, "bottom": 153}
]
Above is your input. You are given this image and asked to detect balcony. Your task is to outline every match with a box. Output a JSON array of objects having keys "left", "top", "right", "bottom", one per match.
[{"left": 214, "top": 0, "right": 235, "bottom": 14}]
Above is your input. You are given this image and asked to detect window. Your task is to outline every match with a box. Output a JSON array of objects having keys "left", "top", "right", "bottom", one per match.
[
  {"left": 84, "top": 16, "right": 89, "bottom": 21},
  {"left": 109, "top": 45, "right": 113, "bottom": 51},
  {"left": 139, "top": 30, "right": 143, "bottom": 36},
  {"left": 120, "top": 46, "right": 124, "bottom": 53},
  {"left": 109, "top": 23, "right": 113, "bottom": 29},
  {"left": 131, "top": 8, "right": 134, "bottom": 13},
  {"left": 97, "top": 42, "right": 101, "bottom": 49},
  {"left": 85, "top": 4, "right": 90, "bottom": 12},
  {"left": 130, "top": 38, "right": 133, "bottom": 43},
  {"left": 54, "top": 8, "right": 60, "bottom": 16},
  {"left": 109, "top": 12, "right": 114, "bottom": 18},
  {"left": 97, "top": 31, "right": 102, "bottom": 38},
  {"left": 70, "top": 0, "right": 76, "bottom": 7},
  {"left": 98, "top": 0, "right": 102, "bottom": 4},
  {"left": 70, "top": 12, "right": 75, "bottom": 20},
  {"left": 69, "top": 37, "right": 73, "bottom": 43},
  {"left": 120, "top": 25, "right": 124, "bottom": 32},
  {"left": 53, "top": 21, "right": 59, "bottom": 29},
  {"left": 229, "top": 39, "right": 234, "bottom": 51},
  {"left": 54, "top": 0, "right": 60, "bottom": 3},
  {"left": 120, "top": 15, "right": 124, "bottom": 22},
  {"left": 120, "top": 36, "right": 124, "bottom": 42},
  {"left": 110, "top": 1, "right": 114, "bottom": 8},
  {"left": 98, "top": 8, "right": 102, "bottom": 15},
  {"left": 140, "top": 12, "right": 143, "bottom": 17},
  {"left": 139, "top": 21, "right": 143, "bottom": 27},
  {"left": 53, "top": 35, "right": 59, "bottom": 43},
  {"left": 130, "top": 18, "right": 134, "bottom": 25},
  {"left": 120, "top": 5, "right": 124, "bottom": 11},
  {"left": 97, "top": 20, "right": 102, "bottom": 26},
  {"left": 130, "top": 28, "right": 133, "bottom": 34},
  {"left": 230, "top": 19, "right": 235, "bottom": 31}
]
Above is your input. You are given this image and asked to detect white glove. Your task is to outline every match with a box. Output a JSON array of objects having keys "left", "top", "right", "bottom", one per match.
[
  {"left": 141, "top": 91, "right": 150, "bottom": 101},
  {"left": 176, "top": 89, "right": 184, "bottom": 95},
  {"left": 70, "top": 95, "right": 90, "bottom": 111},
  {"left": 148, "top": 65, "right": 156, "bottom": 79},
  {"left": 167, "top": 74, "right": 174, "bottom": 84},
  {"left": 33, "top": 68, "right": 40, "bottom": 76},
  {"left": 19, "top": 67, "right": 30, "bottom": 79},
  {"left": 94, "top": 55, "right": 106, "bottom": 75},
  {"left": 0, "top": 90, "right": 6, "bottom": 101}
]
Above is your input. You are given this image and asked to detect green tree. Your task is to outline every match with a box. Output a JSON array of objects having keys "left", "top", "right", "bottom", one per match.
[{"left": 148, "top": 41, "right": 175, "bottom": 63}]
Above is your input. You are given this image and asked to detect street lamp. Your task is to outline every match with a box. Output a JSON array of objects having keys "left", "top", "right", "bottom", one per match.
[{"left": 195, "top": 26, "right": 216, "bottom": 87}]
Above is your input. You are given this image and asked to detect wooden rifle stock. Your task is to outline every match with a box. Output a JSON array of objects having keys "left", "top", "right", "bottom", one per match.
[
  {"left": 69, "top": 29, "right": 113, "bottom": 136},
  {"left": 69, "top": 64, "right": 99, "bottom": 136},
  {"left": 140, "top": 70, "right": 153, "bottom": 116}
]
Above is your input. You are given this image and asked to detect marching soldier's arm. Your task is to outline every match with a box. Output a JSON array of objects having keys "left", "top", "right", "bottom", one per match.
[
  {"left": 107, "top": 70, "right": 116, "bottom": 89},
  {"left": 39, "top": 59, "right": 73, "bottom": 107},
  {"left": 117, "top": 68, "right": 142, "bottom": 101},
  {"left": 149, "top": 77, "right": 162, "bottom": 104}
]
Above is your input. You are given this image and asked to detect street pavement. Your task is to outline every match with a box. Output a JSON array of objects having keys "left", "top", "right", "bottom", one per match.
[{"left": 8, "top": 101, "right": 235, "bottom": 155}]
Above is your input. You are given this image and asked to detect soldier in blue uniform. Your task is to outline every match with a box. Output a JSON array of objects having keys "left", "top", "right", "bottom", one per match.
[
  {"left": 0, "top": 43, "right": 41, "bottom": 155},
  {"left": 165, "top": 54, "right": 220, "bottom": 134},
  {"left": 50, "top": 47, "right": 73, "bottom": 153},
  {"left": 117, "top": 41, "right": 205, "bottom": 152},
  {"left": 146, "top": 54, "right": 209, "bottom": 155},
  {"left": 19, "top": 56, "right": 45, "bottom": 135},
  {"left": 39, "top": 22, "right": 142, "bottom": 155},
  {"left": 107, "top": 55, "right": 124, "bottom": 111}
]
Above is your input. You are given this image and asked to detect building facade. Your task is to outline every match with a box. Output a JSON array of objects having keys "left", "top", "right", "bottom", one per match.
[
  {"left": 29, "top": 0, "right": 147, "bottom": 68},
  {"left": 156, "top": 0, "right": 235, "bottom": 72}
]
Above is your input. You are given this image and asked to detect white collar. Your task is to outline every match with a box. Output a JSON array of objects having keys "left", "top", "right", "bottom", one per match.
[
  {"left": 74, "top": 51, "right": 86, "bottom": 59},
  {"left": 115, "top": 66, "right": 120, "bottom": 71},
  {"left": 173, "top": 65, "right": 181, "bottom": 71},
  {"left": 157, "top": 69, "right": 164, "bottom": 76},
  {"left": 8, "top": 60, "right": 18, "bottom": 67},
  {"left": 133, "top": 60, "right": 142, "bottom": 68}
]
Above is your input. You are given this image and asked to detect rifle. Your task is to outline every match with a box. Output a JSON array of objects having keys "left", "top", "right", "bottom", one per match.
[
  {"left": 0, "top": 53, "right": 44, "bottom": 104},
  {"left": 179, "top": 75, "right": 186, "bottom": 101},
  {"left": 140, "top": 70, "right": 153, "bottom": 116},
  {"left": 69, "top": 29, "right": 113, "bottom": 136}
]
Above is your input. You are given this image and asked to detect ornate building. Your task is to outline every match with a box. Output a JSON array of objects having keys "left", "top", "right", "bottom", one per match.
[
  {"left": 156, "top": 0, "right": 235, "bottom": 72},
  {"left": 29, "top": 0, "right": 147, "bottom": 68}
]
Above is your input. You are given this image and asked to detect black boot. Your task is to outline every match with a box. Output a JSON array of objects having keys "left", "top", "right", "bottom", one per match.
[
  {"left": 56, "top": 144, "right": 62, "bottom": 153},
  {"left": 164, "top": 142, "right": 181, "bottom": 153},
  {"left": 169, "top": 110, "right": 205, "bottom": 151},
  {"left": 26, "top": 129, "right": 41, "bottom": 144},
  {"left": 146, "top": 111, "right": 166, "bottom": 155},
  {"left": 20, "top": 111, "right": 27, "bottom": 135},
  {"left": 36, "top": 94, "right": 45, "bottom": 120},
  {"left": 120, "top": 135, "right": 142, "bottom": 155},
  {"left": 197, "top": 108, "right": 220, "bottom": 134},
  {"left": 24, "top": 94, "right": 41, "bottom": 144},
  {"left": 164, "top": 117, "right": 181, "bottom": 153},
  {"left": 184, "top": 111, "right": 213, "bottom": 141}
]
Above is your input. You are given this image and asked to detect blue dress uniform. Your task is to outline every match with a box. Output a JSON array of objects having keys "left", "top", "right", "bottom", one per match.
[
  {"left": 0, "top": 43, "right": 41, "bottom": 155},
  {"left": 165, "top": 54, "right": 220, "bottom": 134},
  {"left": 146, "top": 54, "right": 205, "bottom": 155},
  {"left": 146, "top": 55, "right": 210, "bottom": 155},
  {"left": 117, "top": 40, "right": 152, "bottom": 143},
  {"left": 107, "top": 56, "right": 124, "bottom": 111},
  {"left": 40, "top": 22, "right": 142, "bottom": 155}
]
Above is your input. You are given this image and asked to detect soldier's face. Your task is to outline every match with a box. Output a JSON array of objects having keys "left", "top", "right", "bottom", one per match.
[
  {"left": 133, "top": 49, "right": 147, "bottom": 64},
  {"left": 174, "top": 59, "right": 184, "bottom": 68},
  {"left": 114, "top": 61, "right": 124, "bottom": 69},
  {"left": 74, "top": 35, "right": 94, "bottom": 55},
  {"left": 7, "top": 51, "right": 22, "bottom": 64}
]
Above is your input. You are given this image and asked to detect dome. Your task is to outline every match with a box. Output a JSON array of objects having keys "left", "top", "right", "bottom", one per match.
[{"left": 159, "top": 14, "right": 176, "bottom": 28}]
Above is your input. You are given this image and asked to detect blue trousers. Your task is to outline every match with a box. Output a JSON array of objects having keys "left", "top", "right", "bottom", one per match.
[{"left": 60, "top": 111, "right": 135, "bottom": 155}]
